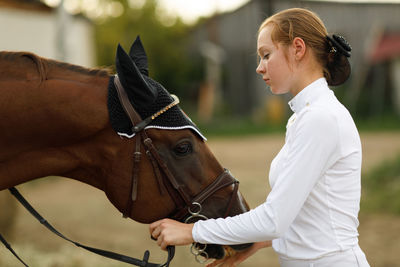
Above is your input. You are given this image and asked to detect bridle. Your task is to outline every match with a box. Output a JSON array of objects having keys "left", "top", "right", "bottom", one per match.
[
  {"left": 113, "top": 74, "right": 240, "bottom": 262},
  {"left": 0, "top": 75, "right": 240, "bottom": 267}
]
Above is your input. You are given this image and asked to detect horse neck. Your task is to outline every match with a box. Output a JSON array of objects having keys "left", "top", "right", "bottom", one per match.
[
  {"left": 0, "top": 58, "right": 119, "bottom": 191},
  {"left": 61, "top": 129, "right": 134, "bottom": 191}
]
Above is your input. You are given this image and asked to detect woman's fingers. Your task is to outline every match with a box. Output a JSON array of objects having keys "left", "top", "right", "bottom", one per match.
[
  {"left": 150, "top": 226, "right": 161, "bottom": 240},
  {"left": 149, "top": 219, "right": 163, "bottom": 238},
  {"left": 149, "top": 219, "right": 195, "bottom": 249},
  {"left": 149, "top": 219, "right": 168, "bottom": 250}
]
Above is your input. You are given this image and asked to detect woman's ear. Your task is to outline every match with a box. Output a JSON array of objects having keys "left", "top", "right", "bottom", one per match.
[{"left": 292, "top": 37, "right": 306, "bottom": 60}]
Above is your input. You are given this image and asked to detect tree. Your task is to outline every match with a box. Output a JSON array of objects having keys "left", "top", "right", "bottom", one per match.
[{"left": 95, "top": 0, "right": 203, "bottom": 106}]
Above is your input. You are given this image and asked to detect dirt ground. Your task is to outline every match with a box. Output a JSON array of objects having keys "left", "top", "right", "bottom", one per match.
[{"left": 1, "top": 131, "right": 400, "bottom": 267}]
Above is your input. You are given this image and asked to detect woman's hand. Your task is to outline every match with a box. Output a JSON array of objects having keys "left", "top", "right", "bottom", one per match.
[
  {"left": 206, "top": 241, "right": 272, "bottom": 267},
  {"left": 149, "top": 218, "right": 194, "bottom": 250}
]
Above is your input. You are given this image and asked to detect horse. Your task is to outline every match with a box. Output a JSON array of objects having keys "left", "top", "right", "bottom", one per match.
[{"left": 0, "top": 36, "right": 252, "bottom": 263}]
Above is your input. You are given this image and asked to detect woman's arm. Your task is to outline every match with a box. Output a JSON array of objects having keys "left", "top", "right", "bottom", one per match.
[{"left": 150, "top": 219, "right": 271, "bottom": 267}]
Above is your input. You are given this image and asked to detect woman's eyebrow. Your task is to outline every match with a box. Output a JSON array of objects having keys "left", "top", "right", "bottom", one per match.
[{"left": 257, "top": 45, "right": 268, "bottom": 56}]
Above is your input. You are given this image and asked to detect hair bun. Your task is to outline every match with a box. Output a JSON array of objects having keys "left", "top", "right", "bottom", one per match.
[
  {"left": 325, "top": 34, "right": 352, "bottom": 86},
  {"left": 326, "top": 34, "right": 351, "bottom": 57}
]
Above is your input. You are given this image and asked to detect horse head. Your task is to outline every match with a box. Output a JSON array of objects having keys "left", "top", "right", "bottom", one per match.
[{"left": 105, "top": 37, "right": 252, "bottom": 260}]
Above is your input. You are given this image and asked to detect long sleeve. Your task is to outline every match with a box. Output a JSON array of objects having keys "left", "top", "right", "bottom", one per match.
[{"left": 192, "top": 107, "right": 340, "bottom": 245}]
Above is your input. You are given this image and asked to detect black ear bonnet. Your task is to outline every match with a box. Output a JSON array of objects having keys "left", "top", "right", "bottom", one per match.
[{"left": 107, "top": 37, "right": 206, "bottom": 140}]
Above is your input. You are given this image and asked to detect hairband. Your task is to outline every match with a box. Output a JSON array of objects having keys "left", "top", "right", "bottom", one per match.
[{"left": 326, "top": 34, "right": 352, "bottom": 57}]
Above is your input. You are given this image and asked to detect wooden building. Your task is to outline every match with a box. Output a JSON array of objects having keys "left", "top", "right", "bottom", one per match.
[
  {"left": 190, "top": 0, "right": 400, "bottom": 119},
  {"left": 0, "top": 0, "right": 95, "bottom": 67}
]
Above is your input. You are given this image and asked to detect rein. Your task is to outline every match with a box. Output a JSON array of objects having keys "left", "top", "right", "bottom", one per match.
[
  {"left": 1, "top": 187, "right": 174, "bottom": 267},
  {"left": 1, "top": 74, "right": 240, "bottom": 266}
]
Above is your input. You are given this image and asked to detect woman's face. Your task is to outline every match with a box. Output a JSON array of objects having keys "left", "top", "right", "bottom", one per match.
[{"left": 256, "top": 25, "right": 295, "bottom": 95}]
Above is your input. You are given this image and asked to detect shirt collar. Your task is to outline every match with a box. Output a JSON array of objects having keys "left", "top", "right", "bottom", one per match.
[{"left": 288, "top": 78, "right": 329, "bottom": 113}]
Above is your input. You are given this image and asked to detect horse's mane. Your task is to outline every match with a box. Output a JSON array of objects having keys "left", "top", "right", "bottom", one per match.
[
  {"left": 0, "top": 51, "right": 111, "bottom": 81},
  {"left": 46, "top": 57, "right": 112, "bottom": 78}
]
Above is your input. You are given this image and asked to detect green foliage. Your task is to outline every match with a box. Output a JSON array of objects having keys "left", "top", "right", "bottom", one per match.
[
  {"left": 94, "top": 0, "right": 203, "bottom": 101},
  {"left": 362, "top": 153, "right": 400, "bottom": 215},
  {"left": 355, "top": 114, "right": 400, "bottom": 132}
]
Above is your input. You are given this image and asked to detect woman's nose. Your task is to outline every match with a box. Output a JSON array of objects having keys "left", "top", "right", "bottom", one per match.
[{"left": 256, "top": 61, "right": 265, "bottom": 74}]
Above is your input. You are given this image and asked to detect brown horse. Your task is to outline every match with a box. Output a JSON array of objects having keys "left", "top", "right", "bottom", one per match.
[{"left": 0, "top": 37, "right": 251, "bottom": 261}]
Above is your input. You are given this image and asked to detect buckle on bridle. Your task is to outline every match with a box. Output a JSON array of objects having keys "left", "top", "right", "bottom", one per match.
[
  {"left": 184, "top": 202, "right": 210, "bottom": 263},
  {"left": 184, "top": 202, "right": 208, "bottom": 223},
  {"left": 190, "top": 243, "right": 209, "bottom": 264}
]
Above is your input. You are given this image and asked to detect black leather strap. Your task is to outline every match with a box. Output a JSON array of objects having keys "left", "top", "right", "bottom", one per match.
[
  {"left": 0, "top": 233, "right": 29, "bottom": 267},
  {"left": 4, "top": 187, "right": 174, "bottom": 267}
]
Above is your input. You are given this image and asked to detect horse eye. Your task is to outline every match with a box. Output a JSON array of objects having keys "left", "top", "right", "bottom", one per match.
[{"left": 173, "top": 142, "right": 192, "bottom": 156}]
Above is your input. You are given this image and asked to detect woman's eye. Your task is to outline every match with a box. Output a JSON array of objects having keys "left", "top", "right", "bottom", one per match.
[
  {"left": 173, "top": 142, "right": 193, "bottom": 156},
  {"left": 263, "top": 53, "right": 270, "bottom": 60}
]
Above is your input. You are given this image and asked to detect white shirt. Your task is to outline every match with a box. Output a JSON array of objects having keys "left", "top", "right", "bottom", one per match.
[{"left": 192, "top": 78, "right": 362, "bottom": 260}]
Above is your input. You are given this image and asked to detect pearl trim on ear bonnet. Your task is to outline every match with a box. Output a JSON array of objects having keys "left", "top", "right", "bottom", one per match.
[{"left": 108, "top": 75, "right": 207, "bottom": 140}]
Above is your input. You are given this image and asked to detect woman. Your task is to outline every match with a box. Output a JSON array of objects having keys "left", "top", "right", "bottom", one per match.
[{"left": 150, "top": 8, "right": 370, "bottom": 267}]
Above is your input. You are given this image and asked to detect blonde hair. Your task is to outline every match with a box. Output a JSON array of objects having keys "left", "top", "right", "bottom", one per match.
[{"left": 259, "top": 8, "right": 350, "bottom": 86}]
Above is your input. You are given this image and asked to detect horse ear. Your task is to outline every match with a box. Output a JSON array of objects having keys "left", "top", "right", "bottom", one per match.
[
  {"left": 129, "top": 36, "right": 149, "bottom": 76},
  {"left": 115, "top": 44, "right": 157, "bottom": 108}
]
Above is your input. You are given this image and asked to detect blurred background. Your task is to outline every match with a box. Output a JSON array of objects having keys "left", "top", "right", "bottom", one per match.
[{"left": 1, "top": 0, "right": 400, "bottom": 266}]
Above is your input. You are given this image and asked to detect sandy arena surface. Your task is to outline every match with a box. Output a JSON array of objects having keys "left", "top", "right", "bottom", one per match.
[{"left": 1, "top": 131, "right": 400, "bottom": 267}]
